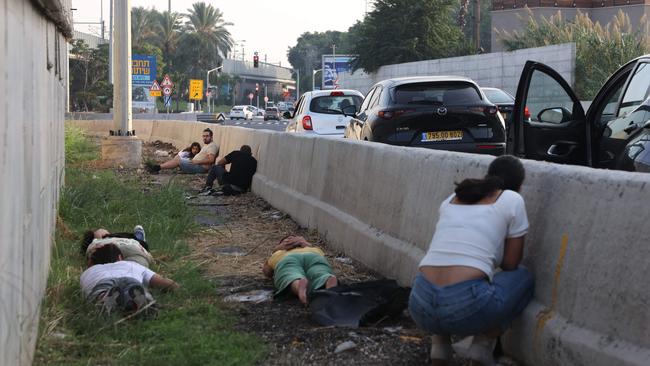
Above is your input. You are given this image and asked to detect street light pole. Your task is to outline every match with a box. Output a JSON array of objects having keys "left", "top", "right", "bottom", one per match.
[
  {"left": 113, "top": 0, "right": 132, "bottom": 133},
  {"left": 206, "top": 66, "right": 223, "bottom": 113},
  {"left": 312, "top": 69, "right": 322, "bottom": 91}
]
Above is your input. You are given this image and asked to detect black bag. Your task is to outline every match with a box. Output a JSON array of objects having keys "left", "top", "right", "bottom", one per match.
[{"left": 309, "top": 279, "right": 410, "bottom": 327}]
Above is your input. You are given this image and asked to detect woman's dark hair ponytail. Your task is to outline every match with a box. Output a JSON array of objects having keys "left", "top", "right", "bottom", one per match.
[{"left": 454, "top": 176, "right": 504, "bottom": 204}]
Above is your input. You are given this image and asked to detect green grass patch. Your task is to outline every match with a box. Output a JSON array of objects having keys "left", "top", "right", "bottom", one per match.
[{"left": 35, "top": 127, "right": 265, "bottom": 365}]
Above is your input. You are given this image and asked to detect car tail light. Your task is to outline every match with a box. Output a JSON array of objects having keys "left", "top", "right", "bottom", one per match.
[
  {"left": 524, "top": 106, "right": 531, "bottom": 119},
  {"left": 378, "top": 109, "right": 413, "bottom": 119},
  {"left": 468, "top": 106, "right": 498, "bottom": 115},
  {"left": 302, "top": 115, "right": 313, "bottom": 130},
  {"left": 330, "top": 91, "right": 344, "bottom": 96},
  {"left": 477, "top": 144, "right": 501, "bottom": 149}
]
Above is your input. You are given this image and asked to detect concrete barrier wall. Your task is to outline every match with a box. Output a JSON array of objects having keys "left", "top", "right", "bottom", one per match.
[
  {"left": 69, "top": 120, "right": 650, "bottom": 366},
  {"left": 1, "top": 0, "right": 70, "bottom": 364},
  {"left": 337, "top": 43, "right": 576, "bottom": 96}
]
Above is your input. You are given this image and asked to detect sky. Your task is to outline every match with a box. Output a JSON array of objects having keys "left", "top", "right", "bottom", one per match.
[{"left": 71, "top": 0, "right": 370, "bottom": 66}]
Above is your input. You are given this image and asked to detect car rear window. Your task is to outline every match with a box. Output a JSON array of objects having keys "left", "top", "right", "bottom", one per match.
[
  {"left": 266, "top": 108, "right": 278, "bottom": 112},
  {"left": 309, "top": 95, "right": 363, "bottom": 114},
  {"left": 483, "top": 89, "right": 514, "bottom": 104},
  {"left": 232, "top": 107, "right": 243, "bottom": 111},
  {"left": 394, "top": 82, "right": 482, "bottom": 105}
]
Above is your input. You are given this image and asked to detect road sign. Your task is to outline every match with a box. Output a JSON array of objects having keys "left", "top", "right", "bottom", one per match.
[
  {"left": 217, "top": 113, "right": 226, "bottom": 121},
  {"left": 163, "top": 86, "right": 172, "bottom": 96},
  {"left": 248, "top": 93, "right": 254, "bottom": 100},
  {"left": 150, "top": 80, "right": 162, "bottom": 97},
  {"left": 189, "top": 79, "right": 203, "bottom": 101},
  {"left": 164, "top": 95, "right": 172, "bottom": 107},
  {"left": 161, "top": 74, "right": 173, "bottom": 87},
  {"left": 264, "top": 96, "right": 269, "bottom": 103}
]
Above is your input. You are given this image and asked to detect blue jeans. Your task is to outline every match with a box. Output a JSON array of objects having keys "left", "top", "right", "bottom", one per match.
[
  {"left": 408, "top": 267, "right": 533, "bottom": 336},
  {"left": 179, "top": 159, "right": 208, "bottom": 174}
]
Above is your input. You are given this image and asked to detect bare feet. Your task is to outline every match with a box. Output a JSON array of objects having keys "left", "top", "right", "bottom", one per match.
[
  {"left": 325, "top": 275, "right": 338, "bottom": 289},
  {"left": 290, "top": 278, "right": 309, "bottom": 305}
]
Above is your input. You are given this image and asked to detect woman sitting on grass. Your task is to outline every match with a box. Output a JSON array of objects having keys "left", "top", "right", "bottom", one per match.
[
  {"left": 178, "top": 142, "right": 201, "bottom": 160},
  {"left": 262, "top": 235, "right": 338, "bottom": 305}
]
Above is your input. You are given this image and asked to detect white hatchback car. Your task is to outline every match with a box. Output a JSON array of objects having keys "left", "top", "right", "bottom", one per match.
[
  {"left": 285, "top": 90, "right": 364, "bottom": 135},
  {"left": 229, "top": 105, "right": 255, "bottom": 120}
]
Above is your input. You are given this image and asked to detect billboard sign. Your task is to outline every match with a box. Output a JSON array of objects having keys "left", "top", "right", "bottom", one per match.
[
  {"left": 321, "top": 55, "right": 355, "bottom": 89},
  {"left": 132, "top": 54, "right": 157, "bottom": 112}
]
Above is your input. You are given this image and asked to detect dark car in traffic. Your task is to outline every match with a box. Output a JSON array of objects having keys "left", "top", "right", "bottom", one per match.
[
  {"left": 482, "top": 87, "right": 515, "bottom": 127},
  {"left": 264, "top": 107, "right": 280, "bottom": 121},
  {"left": 510, "top": 56, "right": 650, "bottom": 172},
  {"left": 343, "top": 76, "right": 506, "bottom": 155}
]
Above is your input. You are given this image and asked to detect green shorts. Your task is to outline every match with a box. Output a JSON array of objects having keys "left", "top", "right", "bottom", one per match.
[{"left": 274, "top": 252, "right": 334, "bottom": 295}]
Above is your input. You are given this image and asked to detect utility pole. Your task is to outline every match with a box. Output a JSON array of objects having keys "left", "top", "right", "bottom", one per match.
[
  {"left": 113, "top": 0, "right": 132, "bottom": 133},
  {"left": 108, "top": 0, "right": 113, "bottom": 84},
  {"left": 168, "top": 0, "right": 171, "bottom": 13},
  {"left": 474, "top": 0, "right": 481, "bottom": 51}
]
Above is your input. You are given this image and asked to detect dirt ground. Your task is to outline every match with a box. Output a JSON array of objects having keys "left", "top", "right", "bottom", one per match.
[{"left": 143, "top": 142, "right": 518, "bottom": 366}]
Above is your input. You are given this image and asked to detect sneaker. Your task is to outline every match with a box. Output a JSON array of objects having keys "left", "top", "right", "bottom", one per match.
[
  {"left": 430, "top": 335, "right": 453, "bottom": 366},
  {"left": 210, "top": 189, "right": 224, "bottom": 196},
  {"left": 126, "top": 285, "right": 149, "bottom": 312},
  {"left": 464, "top": 335, "right": 496, "bottom": 366},
  {"left": 100, "top": 286, "right": 122, "bottom": 315},
  {"left": 134, "top": 225, "right": 146, "bottom": 242},
  {"left": 198, "top": 186, "right": 212, "bottom": 194},
  {"left": 145, "top": 162, "right": 161, "bottom": 174},
  {"left": 198, "top": 187, "right": 215, "bottom": 196}
]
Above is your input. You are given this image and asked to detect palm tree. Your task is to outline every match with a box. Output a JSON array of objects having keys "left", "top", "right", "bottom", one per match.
[
  {"left": 153, "top": 11, "right": 183, "bottom": 66},
  {"left": 181, "top": 2, "right": 233, "bottom": 76},
  {"left": 131, "top": 7, "right": 157, "bottom": 46}
]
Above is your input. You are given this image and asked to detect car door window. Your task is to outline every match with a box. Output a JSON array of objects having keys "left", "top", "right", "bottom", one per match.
[
  {"left": 359, "top": 87, "right": 376, "bottom": 113},
  {"left": 619, "top": 63, "right": 650, "bottom": 117},
  {"left": 526, "top": 70, "right": 577, "bottom": 124},
  {"left": 368, "top": 86, "right": 383, "bottom": 109}
]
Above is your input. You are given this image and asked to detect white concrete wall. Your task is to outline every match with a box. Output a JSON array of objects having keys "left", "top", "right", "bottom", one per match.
[
  {"left": 337, "top": 43, "right": 576, "bottom": 97},
  {"left": 1, "top": 0, "right": 69, "bottom": 365},
  {"left": 69, "top": 120, "right": 650, "bottom": 366}
]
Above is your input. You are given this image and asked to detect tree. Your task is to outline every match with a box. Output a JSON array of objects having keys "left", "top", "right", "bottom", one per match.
[
  {"left": 287, "top": 30, "right": 356, "bottom": 91},
  {"left": 152, "top": 11, "right": 183, "bottom": 73},
  {"left": 351, "top": 0, "right": 468, "bottom": 72},
  {"left": 69, "top": 40, "right": 112, "bottom": 112},
  {"left": 131, "top": 7, "right": 157, "bottom": 46},
  {"left": 179, "top": 2, "right": 233, "bottom": 77},
  {"left": 496, "top": 10, "right": 649, "bottom": 99}
]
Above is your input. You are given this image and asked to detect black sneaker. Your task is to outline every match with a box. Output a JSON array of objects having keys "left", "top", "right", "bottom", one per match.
[
  {"left": 210, "top": 189, "right": 224, "bottom": 196},
  {"left": 145, "top": 162, "right": 161, "bottom": 174},
  {"left": 198, "top": 186, "right": 212, "bottom": 195}
]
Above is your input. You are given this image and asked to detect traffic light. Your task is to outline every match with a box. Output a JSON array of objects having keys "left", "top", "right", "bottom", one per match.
[
  {"left": 253, "top": 52, "right": 259, "bottom": 68},
  {"left": 255, "top": 83, "right": 259, "bottom": 92}
]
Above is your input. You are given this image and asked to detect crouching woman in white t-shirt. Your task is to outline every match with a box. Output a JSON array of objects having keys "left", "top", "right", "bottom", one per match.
[
  {"left": 408, "top": 155, "right": 533, "bottom": 366},
  {"left": 80, "top": 244, "right": 179, "bottom": 314}
]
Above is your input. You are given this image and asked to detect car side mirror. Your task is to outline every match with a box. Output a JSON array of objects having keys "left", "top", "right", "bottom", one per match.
[
  {"left": 644, "top": 119, "right": 650, "bottom": 129},
  {"left": 342, "top": 105, "right": 357, "bottom": 118},
  {"left": 538, "top": 107, "right": 572, "bottom": 123},
  {"left": 282, "top": 111, "right": 292, "bottom": 119}
]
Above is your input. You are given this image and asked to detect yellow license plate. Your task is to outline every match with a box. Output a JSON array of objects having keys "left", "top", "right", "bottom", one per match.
[{"left": 422, "top": 130, "right": 463, "bottom": 142}]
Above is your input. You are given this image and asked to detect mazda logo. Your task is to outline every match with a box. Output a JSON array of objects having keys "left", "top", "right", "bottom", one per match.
[{"left": 436, "top": 107, "right": 447, "bottom": 116}]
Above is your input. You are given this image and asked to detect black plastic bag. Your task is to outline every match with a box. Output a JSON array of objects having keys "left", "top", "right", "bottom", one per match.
[{"left": 309, "top": 279, "right": 410, "bottom": 327}]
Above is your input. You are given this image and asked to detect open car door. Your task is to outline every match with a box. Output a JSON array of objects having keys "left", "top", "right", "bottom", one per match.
[{"left": 509, "top": 61, "right": 590, "bottom": 166}]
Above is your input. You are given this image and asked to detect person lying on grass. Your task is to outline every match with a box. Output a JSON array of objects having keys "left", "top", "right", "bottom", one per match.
[
  {"left": 81, "top": 225, "right": 153, "bottom": 268},
  {"left": 80, "top": 244, "right": 178, "bottom": 314},
  {"left": 262, "top": 235, "right": 338, "bottom": 305}
]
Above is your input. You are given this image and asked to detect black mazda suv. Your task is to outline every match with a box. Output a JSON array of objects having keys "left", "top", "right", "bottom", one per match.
[{"left": 343, "top": 77, "right": 506, "bottom": 155}]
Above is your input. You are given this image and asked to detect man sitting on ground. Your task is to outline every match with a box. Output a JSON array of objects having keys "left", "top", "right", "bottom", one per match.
[
  {"left": 147, "top": 128, "right": 219, "bottom": 174},
  {"left": 80, "top": 244, "right": 178, "bottom": 314},
  {"left": 199, "top": 144, "right": 257, "bottom": 196}
]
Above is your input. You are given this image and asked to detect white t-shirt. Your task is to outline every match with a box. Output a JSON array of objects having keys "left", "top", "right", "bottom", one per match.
[
  {"left": 419, "top": 190, "right": 529, "bottom": 280},
  {"left": 193, "top": 141, "right": 219, "bottom": 167},
  {"left": 80, "top": 261, "right": 156, "bottom": 298}
]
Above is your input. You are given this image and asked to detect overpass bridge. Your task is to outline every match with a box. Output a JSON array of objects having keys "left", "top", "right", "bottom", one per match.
[{"left": 221, "top": 59, "right": 297, "bottom": 106}]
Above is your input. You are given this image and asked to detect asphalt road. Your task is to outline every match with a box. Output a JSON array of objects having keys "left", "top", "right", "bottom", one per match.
[{"left": 221, "top": 116, "right": 288, "bottom": 132}]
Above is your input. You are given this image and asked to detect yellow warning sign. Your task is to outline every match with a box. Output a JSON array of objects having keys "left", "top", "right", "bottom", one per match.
[
  {"left": 189, "top": 79, "right": 204, "bottom": 101},
  {"left": 149, "top": 80, "right": 162, "bottom": 97}
]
